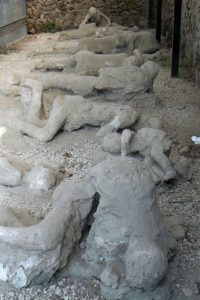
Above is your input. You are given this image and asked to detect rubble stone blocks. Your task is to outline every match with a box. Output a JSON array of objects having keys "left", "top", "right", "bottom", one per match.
[{"left": 26, "top": 0, "right": 148, "bottom": 34}]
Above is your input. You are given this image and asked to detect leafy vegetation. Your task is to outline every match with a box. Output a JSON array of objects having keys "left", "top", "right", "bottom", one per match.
[{"left": 42, "top": 20, "right": 61, "bottom": 33}]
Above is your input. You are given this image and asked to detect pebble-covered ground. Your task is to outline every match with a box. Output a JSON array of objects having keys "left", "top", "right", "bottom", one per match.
[
  {"left": 0, "top": 277, "right": 104, "bottom": 300},
  {"left": 0, "top": 33, "right": 199, "bottom": 299},
  {"left": 154, "top": 68, "right": 200, "bottom": 300}
]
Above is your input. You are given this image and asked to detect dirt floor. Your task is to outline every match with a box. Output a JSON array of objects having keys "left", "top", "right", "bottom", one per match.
[
  {"left": 0, "top": 32, "right": 200, "bottom": 299},
  {"left": 154, "top": 68, "right": 200, "bottom": 300}
]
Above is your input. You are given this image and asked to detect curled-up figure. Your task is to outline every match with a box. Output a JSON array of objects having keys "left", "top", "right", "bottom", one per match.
[
  {"left": 0, "top": 79, "right": 138, "bottom": 142},
  {"left": 80, "top": 7, "right": 111, "bottom": 28},
  {"left": 67, "top": 157, "right": 176, "bottom": 299},
  {"left": 102, "top": 128, "right": 176, "bottom": 182}
]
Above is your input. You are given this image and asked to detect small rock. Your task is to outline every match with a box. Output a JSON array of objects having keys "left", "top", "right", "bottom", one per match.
[
  {"left": 7, "top": 72, "right": 21, "bottom": 85},
  {"left": 178, "top": 105, "right": 186, "bottom": 110},
  {"left": 165, "top": 215, "right": 185, "bottom": 240},
  {"left": 0, "top": 157, "right": 22, "bottom": 187},
  {"left": 55, "top": 287, "right": 63, "bottom": 297},
  {"left": 8, "top": 292, "right": 15, "bottom": 297},
  {"left": 170, "top": 224, "right": 185, "bottom": 240},
  {"left": 179, "top": 145, "right": 190, "bottom": 155},
  {"left": 181, "top": 287, "right": 193, "bottom": 297},
  {"left": 26, "top": 166, "right": 56, "bottom": 192},
  {"left": 79, "top": 241, "right": 86, "bottom": 250},
  {"left": 174, "top": 156, "right": 193, "bottom": 180},
  {"left": 102, "top": 132, "right": 121, "bottom": 154},
  {"left": 100, "top": 263, "right": 120, "bottom": 289},
  {"left": 165, "top": 215, "right": 184, "bottom": 226}
]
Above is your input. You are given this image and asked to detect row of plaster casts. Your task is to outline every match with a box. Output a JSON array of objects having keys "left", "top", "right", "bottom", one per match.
[
  {"left": 22, "top": 79, "right": 177, "bottom": 183},
  {"left": 0, "top": 99, "right": 176, "bottom": 184},
  {"left": 0, "top": 74, "right": 176, "bottom": 183},
  {"left": 0, "top": 52, "right": 158, "bottom": 140},
  {"left": 0, "top": 157, "right": 176, "bottom": 297},
  {"left": 0, "top": 12, "right": 177, "bottom": 299}
]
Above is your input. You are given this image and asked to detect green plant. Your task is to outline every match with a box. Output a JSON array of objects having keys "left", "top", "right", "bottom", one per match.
[{"left": 42, "top": 20, "right": 61, "bottom": 33}]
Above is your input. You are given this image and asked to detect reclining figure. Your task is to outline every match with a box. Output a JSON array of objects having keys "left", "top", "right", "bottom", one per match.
[
  {"left": 60, "top": 30, "right": 159, "bottom": 55},
  {"left": 0, "top": 79, "right": 138, "bottom": 142},
  {"left": 32, "top": 60, "right": 159, "bottom": 98},
  {"left": 1, "top": 58, "right": 159, "bottom": 100},
  {"left": 33, "top": 49, "right": 143, "bottom": 75},
  {"left": 102, "top": 128, "right": 176, "bottom": 182},
  {"left": 31, "top": 29, "right": 159, "bottom": 57}
]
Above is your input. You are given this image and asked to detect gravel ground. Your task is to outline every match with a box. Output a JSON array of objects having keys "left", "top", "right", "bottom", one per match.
[
  {"left": 153, "top": 65, "right": 200, "bottom": 300},
  {"left": 0, "top": 278, "right": 104, "bottom": 300},
  {"left": 0, "top": 34, "right": 199, "bottom": 299}
]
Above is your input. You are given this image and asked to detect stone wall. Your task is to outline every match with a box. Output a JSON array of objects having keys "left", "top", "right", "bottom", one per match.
[
  {"left": 26, "top": 0, "right": 148, "bottom": 34},
  {"left": 181, "top": 0, "right": 200, "bottom": 84},
  {"left": 163, "top": 0, "right": 200, "bottom": 84},
  {"left": 162, "top": 0, "right": 173, "bottom": 45}
]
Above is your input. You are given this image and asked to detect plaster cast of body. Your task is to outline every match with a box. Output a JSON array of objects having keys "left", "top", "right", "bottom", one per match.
[{"left": 0, "top": 79, "right": 138, "bottom": 142}]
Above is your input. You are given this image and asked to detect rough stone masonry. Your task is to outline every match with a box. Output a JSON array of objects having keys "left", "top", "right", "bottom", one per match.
[{"left": 26, "top": 0, "right": 148, "bottom": 33}]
